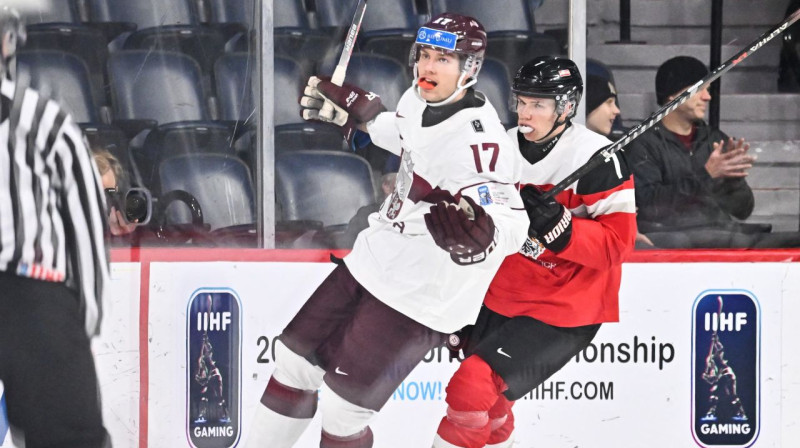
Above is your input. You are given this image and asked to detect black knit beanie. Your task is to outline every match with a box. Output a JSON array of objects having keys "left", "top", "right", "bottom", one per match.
[
  {"left": 586, "top": 74, "right": 617, "bottom": 114},
  {"left": 655, "top": 56, "right": 709, "bottom": 105}
]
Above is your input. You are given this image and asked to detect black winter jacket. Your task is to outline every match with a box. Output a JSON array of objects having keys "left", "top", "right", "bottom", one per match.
[{"left": 627, "top": 121, "right": 754, "bottom": 231}]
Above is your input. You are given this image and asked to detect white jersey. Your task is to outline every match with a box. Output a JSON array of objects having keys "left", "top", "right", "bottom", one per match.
[
  {"left": 345, "top": 88, "right": 529, "bottom": 333},
  {"left": 508, "top": 123, "right": 618, "bottom": 211}
]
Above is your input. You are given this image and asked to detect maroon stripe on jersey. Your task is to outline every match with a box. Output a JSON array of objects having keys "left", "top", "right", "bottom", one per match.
[
  {"left": 407, "top": 173, "right": 434, "bottom": 203},
  {"left": 420, "top": 187, "right": 457, "bottom": 204},
  {"left": 261, "top": 376, "right": 318, "bottom": 418}
]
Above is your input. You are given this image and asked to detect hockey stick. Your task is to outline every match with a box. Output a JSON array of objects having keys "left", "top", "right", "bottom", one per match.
[
  {"left": 318, "top": 0, "right": 369, "bottom": 121},
  {"left": 542, "top": 7, "right": 800, "bottom": 200}
]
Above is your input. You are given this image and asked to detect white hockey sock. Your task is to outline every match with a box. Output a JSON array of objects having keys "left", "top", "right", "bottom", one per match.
[
  {"left": 243, "top": 403, "right": 313, "bottom": 448},
  {"left": 432, "top": 433, "right": 465, "bottom": 448}
]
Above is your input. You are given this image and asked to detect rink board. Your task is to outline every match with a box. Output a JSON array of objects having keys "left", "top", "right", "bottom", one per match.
[{"left": 88, "top": 250, "right": 800, "bottom": 448}]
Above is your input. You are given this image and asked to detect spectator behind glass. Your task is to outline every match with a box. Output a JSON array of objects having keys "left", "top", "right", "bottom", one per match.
[
  {"left": 584, "top": 74, "right": 656, "bottom": 248},
  {"left": 628, "top": 55, "right": 800, "bottom": 248},
  {"left": 93, "top": 149, "right": 137, "bottom": 236},
  {"left": 585, "top": 74, "right": 621, "bottom": 138},
  {"left": 342, "top": 171, "right": 397, "bottom": 249}
]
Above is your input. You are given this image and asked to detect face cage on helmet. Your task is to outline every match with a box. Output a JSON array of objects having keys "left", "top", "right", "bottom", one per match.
[{"left": 409, "top": 43, "right": 484, "bottom": 107}]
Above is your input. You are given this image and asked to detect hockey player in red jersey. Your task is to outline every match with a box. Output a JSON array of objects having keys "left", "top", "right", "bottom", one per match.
[
  {"left": 245, "top": 13, "right": 529, "bottom": 448},
  {"left": 433, "top": 56, "right": 637, "bottom": 448}
]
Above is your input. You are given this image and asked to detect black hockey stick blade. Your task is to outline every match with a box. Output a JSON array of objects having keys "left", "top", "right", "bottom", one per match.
[{"left": 542, "top": 7, "right": 800, "bottom": 200}]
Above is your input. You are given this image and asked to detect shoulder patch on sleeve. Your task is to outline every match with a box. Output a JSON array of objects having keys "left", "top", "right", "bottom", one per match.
[{"left": 471, "top": 119, "right": 484, "bottom": 133}]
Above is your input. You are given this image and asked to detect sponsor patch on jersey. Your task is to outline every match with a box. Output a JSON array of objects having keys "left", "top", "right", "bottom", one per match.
[
  {"left": 416, "top": 27, "right": 458, "bottom": 51},
  {"left": 187, "top": 289, "right": 242, "bottom": 448},
  {"left": 471, "top": 119, "right": 485, "bottom": 133},
  {"left": 691, "top": 291, "right": 760, "bottom": 447},
  {"left": 478, "top": 185, "right": 493, "bottom": 206}
]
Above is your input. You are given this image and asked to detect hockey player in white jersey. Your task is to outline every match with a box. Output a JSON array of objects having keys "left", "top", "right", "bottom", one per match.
[{"left": 244, "top": 12, "right": 529, "bottom": 448}]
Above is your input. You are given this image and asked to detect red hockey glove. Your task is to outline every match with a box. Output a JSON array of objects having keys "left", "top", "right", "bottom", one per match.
[
  {"left": 300, "top": 76, "right": 384, "bottom": 126},
  {"left": 424, "top": 196, "right": 498, "bottom": 265},
  {"left": 520, "top": 185, "right": 572, "bottom": 253}
]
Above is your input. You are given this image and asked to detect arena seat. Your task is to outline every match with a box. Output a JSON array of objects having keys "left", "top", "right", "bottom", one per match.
[
  {"left": 354, "top": 0, "right": 420, "bottom": 65},
  {"left": 429, "top": 0, "right": 560, "bottom": 70},
  {"left": 319, "top": 53, "right": 410, "bottom": 110},
  {"left": 24, "top": 0, "right": 81, "bottom": 24},
  {"left": 24, "top": 25, "right": 110, "bottom": 107},
  {"left": 274, "top": 56, "right": 306, "bottom": 127},
  {"left": 275, "top": 123, "right": 346, "bottom": 152},
  {"left": 430, "top": 0, "right": 532, "bottom": 33},
  {"left": 158, "top": 154, "right": 254, "bottom": 230},
  {"left": 108, "top": 50, "right": 234, "bottom": 186},
  {"left": 122, "top": 26, "right": 226, "bottom": 85},
  {"left": 477, "top": 58, "right": 513, "bottom": 127},
  {"left": 275, "top": 150, "right": 375, "bottom": 228},
  {"left": 215, "top": 52, "right": 257, "bottom": 123},
  {"left": 17, "top": 50, "right": 102, "bottom": 124},
  {"left": 87, "top": 0, "right": 198, "bottom": 29},
  {"left": 108, "top": 50, "right": 210, "bottom": 124},
  {"left": 206, "top": 0, "right": 257, "bottom": 28}
]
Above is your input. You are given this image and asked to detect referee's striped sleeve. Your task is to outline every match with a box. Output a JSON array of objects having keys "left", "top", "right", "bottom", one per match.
[{"left": 51, "top": 110, "right": 110, "bottom": 336}]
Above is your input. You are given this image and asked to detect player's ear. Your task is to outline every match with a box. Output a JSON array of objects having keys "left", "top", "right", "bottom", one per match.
[{"left": 560, "top": 101, "right": 574, "bottom": 121}]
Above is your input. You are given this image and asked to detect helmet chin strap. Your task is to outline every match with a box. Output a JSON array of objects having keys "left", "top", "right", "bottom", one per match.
[
  {"left": 412, "top": 64, "right": 476, "bottom": 107},
  {"left": 537, "top": 116, "right": 568, "bottom": 143}
]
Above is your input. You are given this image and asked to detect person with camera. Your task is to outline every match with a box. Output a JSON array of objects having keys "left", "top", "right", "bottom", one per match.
[
  {"left": 94, "top": 149, "right": 138, "bottom": 236},
  {"left": 0, "top": 6, "right": 112, "bottom": 447}
]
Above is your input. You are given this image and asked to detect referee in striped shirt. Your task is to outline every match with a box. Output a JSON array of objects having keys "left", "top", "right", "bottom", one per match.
[{"left": 0, "top": 6, "right": 111, "bottom": 447}]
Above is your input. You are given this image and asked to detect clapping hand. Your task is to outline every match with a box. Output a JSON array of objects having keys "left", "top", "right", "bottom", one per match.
[{"left": 705, "top": 137, "right": 755, "bottom": 179}]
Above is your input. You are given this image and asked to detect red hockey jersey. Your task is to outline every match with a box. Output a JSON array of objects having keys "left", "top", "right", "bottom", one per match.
[{"left": 484, "top": 124, "right": 637, "bottom": 327}]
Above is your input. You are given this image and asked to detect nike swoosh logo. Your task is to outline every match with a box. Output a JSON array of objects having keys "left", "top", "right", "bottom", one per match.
[
  {"left": 335, "top": 367, "right": 348, "bottom": 375},
  {"left": 497, "top": 347, "right": 512, "bottom": 358},
  {"left": 396, "top": 111, "right": 405, "bottom": 118}
]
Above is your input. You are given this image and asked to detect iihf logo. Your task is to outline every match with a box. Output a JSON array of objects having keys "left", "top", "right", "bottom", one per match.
[
  {"left": 186, "top": 290, "right": 242, "bottom": 448},
  {"left": 691, "top": 292, "right": 760, "bottom": 447}
]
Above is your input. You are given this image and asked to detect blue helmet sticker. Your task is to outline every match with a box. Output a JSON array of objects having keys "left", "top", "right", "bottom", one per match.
[{"left": 415, "top": 27, "right": 458, "bottom": 51}]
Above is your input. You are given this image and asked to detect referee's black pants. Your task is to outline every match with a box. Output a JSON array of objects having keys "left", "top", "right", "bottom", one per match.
[{"left": 0, "top": 272, "right": 110, "bottom": 448}]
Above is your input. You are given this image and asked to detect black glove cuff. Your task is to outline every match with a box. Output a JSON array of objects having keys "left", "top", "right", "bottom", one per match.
[{"left": 534, "top": 209, "right": 573, "bottom": 253}]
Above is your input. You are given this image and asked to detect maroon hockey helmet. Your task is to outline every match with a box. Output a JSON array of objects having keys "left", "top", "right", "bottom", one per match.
[
  {"left": 410, "top": 12, "right": 487, "bottom": 65},
  {"left": 409, "top": 12, "right": 487, "bottom": 105}
]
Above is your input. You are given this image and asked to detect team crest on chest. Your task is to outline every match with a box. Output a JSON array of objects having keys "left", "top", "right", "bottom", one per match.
[
  {"left": 386, "top": 151, "right": 414, "bottom": 219},
  {"left": 471, "top": 119, "right": 484, "bottom": 133}
]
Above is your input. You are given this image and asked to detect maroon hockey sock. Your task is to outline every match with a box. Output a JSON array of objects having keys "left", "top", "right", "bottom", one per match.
[
  {"left": 320, "top": 427, "right": 374, "bottom": 448},
  {"left": 260, "top": 376, "right": 318, "bottom": 418}
]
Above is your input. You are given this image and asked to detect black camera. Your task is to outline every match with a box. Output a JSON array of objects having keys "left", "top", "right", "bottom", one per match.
[{"left": 104, "top": 187, "right": 153, "bottom": 225}]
